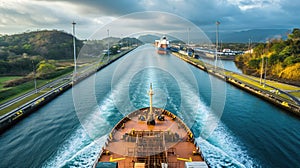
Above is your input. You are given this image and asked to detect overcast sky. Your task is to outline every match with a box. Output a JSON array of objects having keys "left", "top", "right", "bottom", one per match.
[{"left": 0, "top": 0, "right": 299, "bottom": 39}]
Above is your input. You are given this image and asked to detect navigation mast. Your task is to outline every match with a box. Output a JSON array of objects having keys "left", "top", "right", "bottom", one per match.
[{"left": 147, "top": 83, "right": 156, "bottom": 125}]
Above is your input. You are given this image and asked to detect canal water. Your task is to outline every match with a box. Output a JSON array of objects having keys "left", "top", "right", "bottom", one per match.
[
  {"left": 199, "top": 57, "right": 242, "bottom": 73},
  {"left": 0, "top": 44, "right": 300, "bottom": 167}
]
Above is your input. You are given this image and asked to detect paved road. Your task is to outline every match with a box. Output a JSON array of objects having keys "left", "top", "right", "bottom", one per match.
[
  {"left": 0, "top": 49, "right": 134, "bottom": 113},
  {"left": 0, "top": 75, "right": 71, "bottom": 111},
  {"left": 235, "top": 73, "right": 300, "bottom": 105}
]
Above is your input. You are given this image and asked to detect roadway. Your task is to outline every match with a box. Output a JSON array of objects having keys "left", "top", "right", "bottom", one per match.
[
  {"left": 0, "top": 75, "right": 72, "bottom": 111},
  {"left": 0, "top": 48, "right": 136, "bottom": 132}
]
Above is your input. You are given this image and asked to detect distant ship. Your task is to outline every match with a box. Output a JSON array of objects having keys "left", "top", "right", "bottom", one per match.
[
  {"left": 155, "top": 36, "right": 170, "bottom": 54},
  {"left": 93, "top": 84, "right": 208, "bottom": 168}
]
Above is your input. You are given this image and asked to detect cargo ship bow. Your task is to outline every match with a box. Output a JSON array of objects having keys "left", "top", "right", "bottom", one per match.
[{"left": 93, "top": 84, "right": 208, "bottom": 168}]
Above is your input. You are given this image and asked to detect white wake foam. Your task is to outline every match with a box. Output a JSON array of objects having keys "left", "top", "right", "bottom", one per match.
[
  {"left": 43, "top": 64, "right": 255, "bottom": 168},
  {"left": 43, "top": 91, "right": 117, "bottom": 167},
  {"left": 42, "top": 127, "right": 107, "bottom": 168},
  {"left": 176, "top": 78, "right": 255, "bottom": 167}
]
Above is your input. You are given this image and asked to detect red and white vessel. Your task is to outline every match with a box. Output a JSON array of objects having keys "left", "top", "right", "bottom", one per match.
[{"left": 155, "top": 36, "right": 169, "bottom": 54}]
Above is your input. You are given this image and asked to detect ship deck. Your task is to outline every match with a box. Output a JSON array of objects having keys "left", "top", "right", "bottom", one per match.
[{"left": 95, "top": 107, "right": 206, "bottom": 168}]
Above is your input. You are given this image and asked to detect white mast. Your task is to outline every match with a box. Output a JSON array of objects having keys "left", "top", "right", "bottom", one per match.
[{"left": 147, "top": 83, "right": 155, "bottom": 125}]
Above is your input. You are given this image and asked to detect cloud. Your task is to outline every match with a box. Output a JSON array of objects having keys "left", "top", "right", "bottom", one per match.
[
  {"left": 89, "top": 12, "right": 209, "bottom": 38},
  {"left": 32, "top": 0, "right": 145, "bottom": 16},
  {"left": 0, "top": 0, "right": 299, "bottom": 38}
]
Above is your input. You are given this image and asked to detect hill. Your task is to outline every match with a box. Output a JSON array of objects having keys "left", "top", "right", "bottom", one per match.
[
  {"left": 0, "top": 30, "right": 84, "bottom": 76},
  {"left": 206, "top": 29, "right": 289, "bottom": 43},
  {"left": 0, "top": 30, "right": 83, "bottom": 60},
  {"left": 138, "top": 34, "right": 184, "bottom": 44},
  {"left": 235, "top": 28, "right": 300, "bottom": 86},
  {"left": 138, "top": 29, "right": 289, "bottom": 44},
  {"left": 138, "top": 34, "right": 160, "bottom": 43}
]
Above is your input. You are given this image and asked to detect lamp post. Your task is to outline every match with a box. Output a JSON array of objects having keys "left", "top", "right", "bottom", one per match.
[
  {"left": 32, "top": 60, "right": 37, "bottom": 94},
  {"left": 215, "top": 21, "right": 220, "bottom": 69},
  {"left": 264, "top": 40, "right": 270, "bottom": 87},
  {"left": 187, "top": 27, "right": 190, "bottom": 55},
  {"left": 263, "top": 58, "right": 267, "bottom": 87},
  {"left": 248, "top": 38, "right": 252, "bottom": 57},
  {"left": 72, "top": 21, "right": 77, "bottom": 79},
  {"left": 107, "top": 29, "right": 110, "bottom": 62},
  {"left": 260, "top": 56, "right": 264, "bottom": 85}
]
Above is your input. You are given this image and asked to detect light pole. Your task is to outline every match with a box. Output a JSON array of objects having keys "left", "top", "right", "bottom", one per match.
[
  {"left": 32, "top": 60, "right": 37, "bottom": 94},
  {"left": 260, "top": 56, "right": 264, "bottom": 85},
  {"left": 121, "top": 33, "right": 123, "bottom": 47},
  {"left": 263, "top": 40, "right": 270, "bottom": 87},
  {"left": 215, "top": 21, "right": 220, "bottom": 69},
  {"left": 107, "top": 29, "right": 110, "bottom": 62},
  {"left": 187, "top": 27, "right": 190, "bottom": 55},
  {"left": 263, "top": 58, "right": 267, "bottom": 87},
  {"left": 72, "top": 21, "right": 77, "bottom": 79},
  {"left": 248, "top": 38, "right": 252, "bottom": 57}
]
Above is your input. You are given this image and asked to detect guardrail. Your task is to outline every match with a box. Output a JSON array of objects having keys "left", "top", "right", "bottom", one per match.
[
  {"left": 172, "top": 51, "right": 300, "bottom": 117},
  {"left": 0, "top": 48, "right": 137, "bottom": 134},
  {"left": 0, "top": 82, "right": 72, "bottom": 132}
]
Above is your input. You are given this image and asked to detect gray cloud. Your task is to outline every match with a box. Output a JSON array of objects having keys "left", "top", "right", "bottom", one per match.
[
  {"left": 0, "top": 0, "right": 299, "bottom": 38},
  {"left": 32, "top": 0, "right": 145, "bottom": 16}
]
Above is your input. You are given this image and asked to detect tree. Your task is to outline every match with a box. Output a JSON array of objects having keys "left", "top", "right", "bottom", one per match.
[
  {"left": 269, "top": 53, "right": 280, "bottom": 65},
  {"left": 253, "top": 43, "right": 265, "bottom": 58},
  {"left": 37, "top": 60, "right": 56, "bottom": 76},
  {"left": 279, "top": 63, "right": 300, "bottom": 81},
  {"left": 248, "top": 59, "right": 261, "bottom": 69},
  {"left": 288, "top": 28, "right": 300, "bottom": 40},
  {"left": 283, "top": 56, "right": 295, "bottom": 67},
  {"left": 270, "top": 42, "right": 285, "bottom": 54},
  {"left": 0, "top": 50, "right": 9, "bottom": 60},
  {"left": 279, "top": 46, "right": 292, "bottom": 59},
  {"left": 235, "top": 28, "right": 300, "bottom": 84}
]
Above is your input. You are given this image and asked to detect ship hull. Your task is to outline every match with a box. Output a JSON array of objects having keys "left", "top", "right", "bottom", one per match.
[
  {"left": 93, "top": 107, "right": 208, "bottom": 168},
  {"left": 155, "top": 36, "right": 170, "bottom": 55},
  {"left": 157, "top": 47, "right": 169, "bottom": 54}
]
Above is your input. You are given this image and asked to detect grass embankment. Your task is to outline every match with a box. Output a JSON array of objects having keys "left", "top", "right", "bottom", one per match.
[
  {"left": 0, "top": 67, "right": 73, "bottom": 104},
  {"left": 226, "top": 72, "right": 300, "bottom": 100},
  {"left": 0, "top": 50, "right": 133, "bottom": 116},
  {"left": 0, "top": 89, "right": 52, "bottom": 116},
  {"left": 174, "top": 52, "right": 300, "bottom": 103},
  {"left": 0, "top": 76, "right": 22, "bottom": 90},
  {"left": 265, "top": 81, "right": 300, "bottom": 99},
  {"left": 0, "top": 75, "right": 71, "bottom": 115},
  {"left": 246, "top": 75, "right": 300, "bottom": 90},
  {"left": 290, "top": 92, "right": 300, "bottom": 98}
]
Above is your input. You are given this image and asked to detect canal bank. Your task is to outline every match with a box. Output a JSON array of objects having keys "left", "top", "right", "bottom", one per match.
[
  {"left": 172, "top": 52, "right": 300, "bottom": 117},
  {"left": 0, "top": 48, "right": 136, "bottom": 134}
]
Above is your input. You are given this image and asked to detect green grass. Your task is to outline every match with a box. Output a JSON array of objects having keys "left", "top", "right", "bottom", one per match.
[
  {"left": 229, "top": 73, "right": 296, "bottom": 101},
  {"left": 0, "top": 51, "right": 129, "bottom": 116},
  {"left": 0, "top": 79, "right": 49, "bottom": 104},
  {"left": 244, "top": 75, "right": 300, "bottom": 91},
  {"left": 173, "top": 52, "right": 206, "bottom": 67},
  {"left": 279, "top": 93, "right": 292, "bottom": 100},
  {"left": 0, "top": 66, "right": 74, "bottom": 104},
  {"left": 0, "top": 89, "right": 51, "bottom": 116},
  {"left": 265, "top": 81, "right": 300, "bottom": 91},
  {"left": 0, "top": 76, "right": 22, "bottom": 90},
  {"left": 227, "top": 72, "right": 300, "bottom": 92},
  {"left": 290, "top": 91, "right": 300, "bottom": 98},
  {"left": 174, "top": 53, "right": 299, "bottom": 105},
  {"left": 230, "top": 73, "right": 273, "bottom": 91}
]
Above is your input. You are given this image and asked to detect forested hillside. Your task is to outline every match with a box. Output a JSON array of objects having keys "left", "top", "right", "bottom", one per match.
[
  {"left": 235, "top": 28, "right": 300, "bottom": 85},
  {"left": 0, "top": 30, "right": 82, "bottom": 75},
  {"left": 0, "top": 30, "right": 83, "bottom": 60}
]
